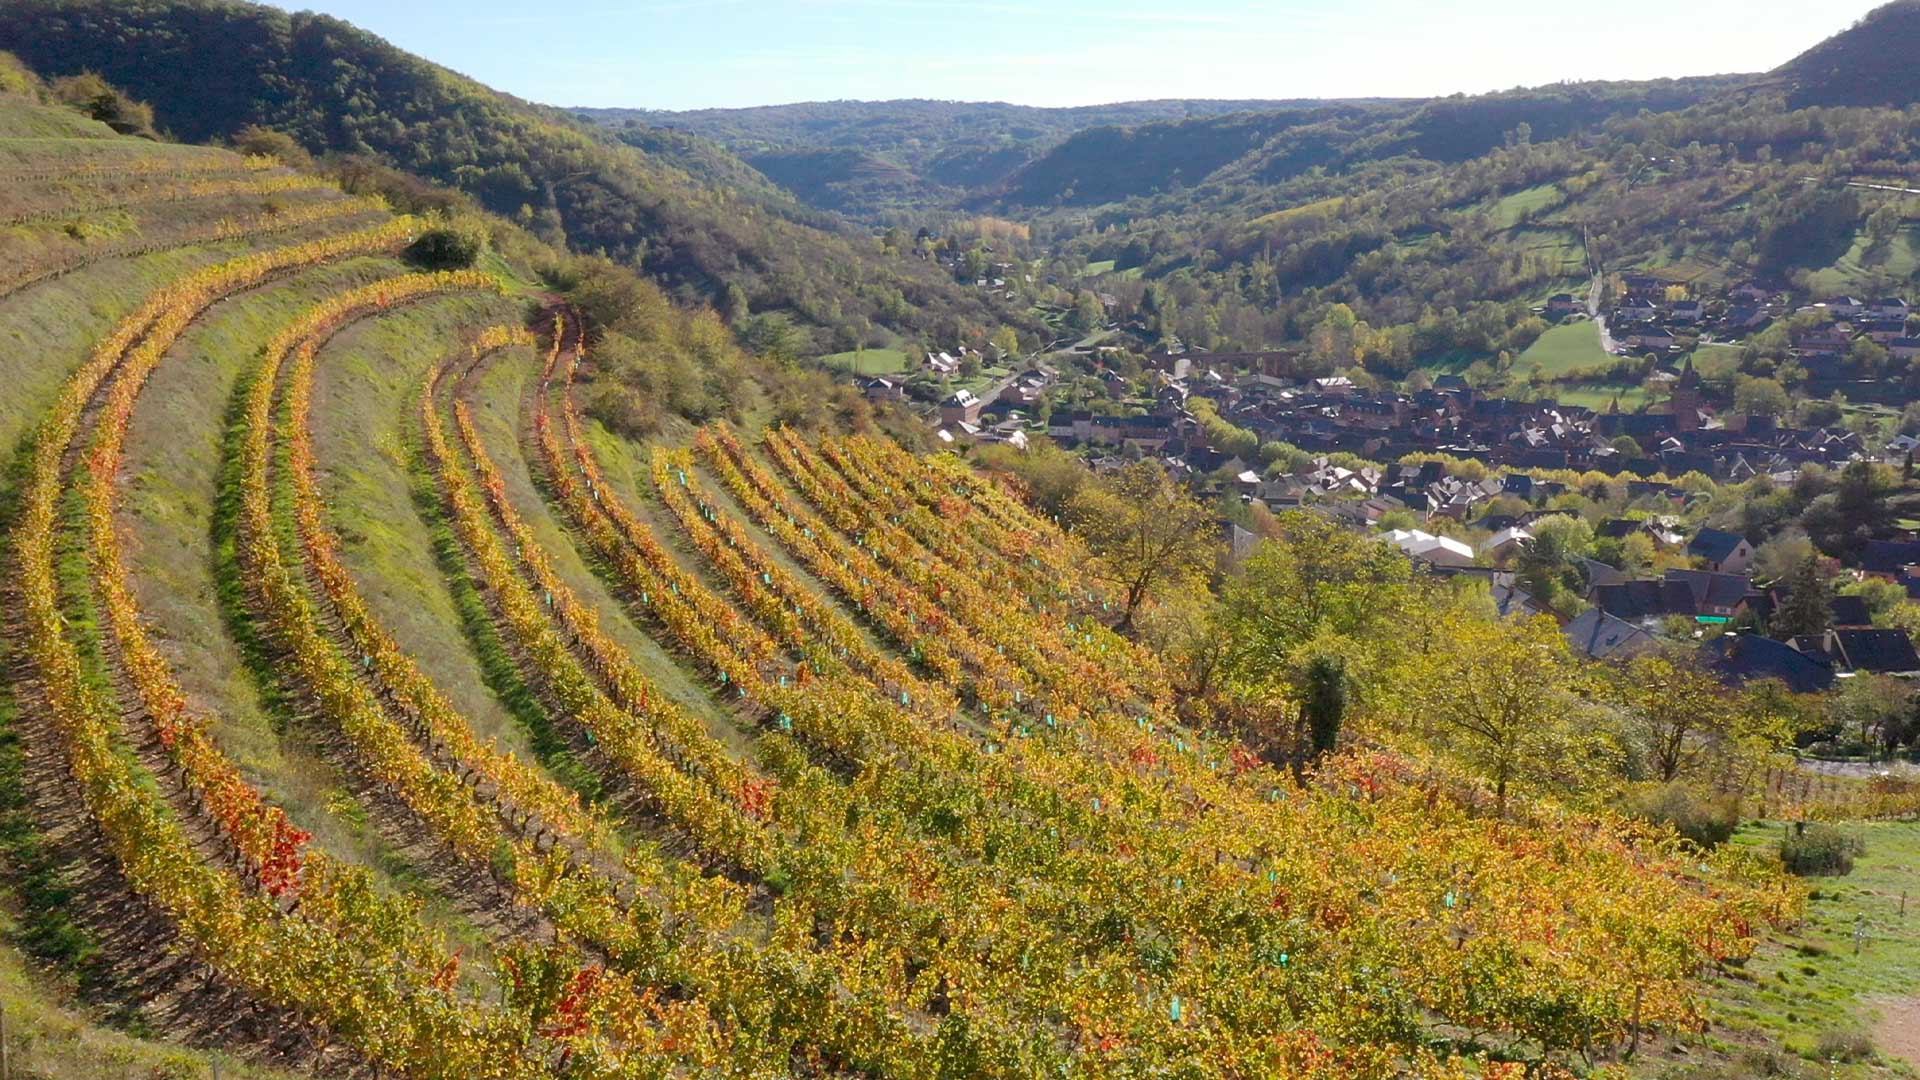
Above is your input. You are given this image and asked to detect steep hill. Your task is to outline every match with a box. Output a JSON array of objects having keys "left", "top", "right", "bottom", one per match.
[
  {"left": 0, "top": 69, "right": 1815, "bottom": 1080},
  {"left": 0, "top": 0, "right": 1023, "bottom": 348},
  {"left": 1769, "top": 0, "right": 1920, "bottom": 108},
  {"left": 996, "top": 77, "right": 1743, "bottom": 212}
]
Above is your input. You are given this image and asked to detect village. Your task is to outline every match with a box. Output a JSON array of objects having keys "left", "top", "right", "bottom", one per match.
[{"left": 849, "top": 274, "right": 1920, "bottom": 702}]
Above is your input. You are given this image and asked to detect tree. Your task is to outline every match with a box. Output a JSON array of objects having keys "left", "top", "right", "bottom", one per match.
[
  {"left": 1772, "top": 554, "right": 1832, "bottom": 640},
  {"left": 1218, "top": 512, "right": 1413, "bottom": 696},
  {"left": 1399, "top": 613, "right": 1581, "bottom": 813},
  {"left": 1733, "top": 376, "right": 1790, "bottom": 418},
  {"left": 1299, "top": 653, "right": 1348, "bottom": 764},
  {"left": 1829, "top": 675, "right": 1911, "bottom": 755},
  {"left": 1865, "top": 202, "right": 1902, "bottom": 254},
  {"left": 1751, "top": 529, "right": 1814, "bottom": 582},
  {"left": 1067, "top": 462, "right": 1216, "bottom": 633},
  {"left": 1611, "top": 651, "right": 1734, "bottom": 782},
  {"left": 990, "top": 326, "right": 1022, "bottom": 362},
  {"left": 977, "top": 439, "right": 1084, "bottom": 517},
  {"left": 1516, "top": 514, "right": 1594, "bottom": 611}
]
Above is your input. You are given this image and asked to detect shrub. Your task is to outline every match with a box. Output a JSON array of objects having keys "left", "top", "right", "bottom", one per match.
[
  {"left": 1813, "top": 1028, "right": 1873, "bottom": 1063},
  {"left": 1779, "top": 823, "right": 1865, "bottom": 877},
  {"left": 231, "top": 124, "right": 313, "bottom": 169},
  {"left": 0, "top": 50, "right": 41, "bottom": 97},
  {"left": 406, "top": 216, "right": 489, "bottom": 269},
  {"left": 49, "top": 72, "right": 155, "bottom": 137},
  {"left": 1621, "top": 783, "right": 1741, "bottom": 848}
]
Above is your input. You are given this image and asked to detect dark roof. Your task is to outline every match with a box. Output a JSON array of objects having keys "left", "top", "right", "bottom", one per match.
[
  {"left": 1701, "top": 635, "right": 1835, "bottom": 694},
  {"left": 1597, "top": 517, "right": 1644, "bottom": 540},
  {"left": 1828, "top": 594, "right": 1873, "bottom": 627},
  {"left": 1592, "top": 579, "right": 1694, "bottom": 620},
  {"left": 1861, "top": 540, "right": 1920, "bottom": 575},
  {"left": 1563, "top": 609, "right": 1653, "bottom": 660},
  {"left": 1830, "top": 628, "right": 1920, "bottom": 673},
  {"left": 1687, "top": 527, "right": 1748, "bottom": 561},
  {"left": 1665, "top": 569, "right": 1755, "bottom": 612}
]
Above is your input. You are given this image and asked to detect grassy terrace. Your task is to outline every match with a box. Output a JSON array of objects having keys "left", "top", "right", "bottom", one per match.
[{"left": 1641, "top": 821, "right": 1920, "bottom": 1079}]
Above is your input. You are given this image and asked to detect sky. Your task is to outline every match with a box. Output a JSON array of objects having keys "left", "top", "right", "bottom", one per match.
[{"left": 271, "top": 0, "right": 1882, "bottom": 112}]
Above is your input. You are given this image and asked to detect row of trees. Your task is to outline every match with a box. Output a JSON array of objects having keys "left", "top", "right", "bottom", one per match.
[{"left": 1042, "top": 461, "right": 1879, "bottom": 813}]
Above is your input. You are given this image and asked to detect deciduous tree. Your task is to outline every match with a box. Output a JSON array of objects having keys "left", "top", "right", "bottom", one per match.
[{"left": 1067, "top": 461, "right": 1215, "bottom": 633}]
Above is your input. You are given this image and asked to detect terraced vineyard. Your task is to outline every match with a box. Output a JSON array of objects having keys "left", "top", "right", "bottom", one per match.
[{"left": 0, "top": 91, "right": 1805, "bottom": 1079}]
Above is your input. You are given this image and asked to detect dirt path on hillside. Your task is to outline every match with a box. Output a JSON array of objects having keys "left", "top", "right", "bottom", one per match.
[{"left": 1877, "top": 996, "right": 1920, "bottom": 1066}]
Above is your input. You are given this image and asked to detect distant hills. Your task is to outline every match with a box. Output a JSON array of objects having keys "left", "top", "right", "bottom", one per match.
[
  {"left": 605, "top": 78, "right": 1748, "bottom": 221},
  {"left": 578, "top": 98, "right": 1354, "bottom": 216}
]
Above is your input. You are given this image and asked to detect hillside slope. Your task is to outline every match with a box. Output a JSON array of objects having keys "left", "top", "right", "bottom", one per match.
[
  {"left": 1769, "top": 0, "right": 1920, "bottom": 107},
  {"left": 0, "top": 0, "right": 1022, "bottom": 348},
  {"left": 0, "top": 69, "right": 1819, "bottom": 1078},
  {"left": 582, "top": 98, "right": 1339, "bottom": 216}
]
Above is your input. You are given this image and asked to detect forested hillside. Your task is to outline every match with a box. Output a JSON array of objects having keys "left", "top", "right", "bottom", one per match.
[
  {"left": 0, "top": 0, "right": 1027, "bottom": 351},
  {"left": 581, "top": 98, "right": 1328, "bottom": 217}
]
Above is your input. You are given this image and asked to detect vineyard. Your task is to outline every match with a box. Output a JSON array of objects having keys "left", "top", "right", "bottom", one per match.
[{"left": 0, "top": 86, "right": 1820, "bottom": 1080}]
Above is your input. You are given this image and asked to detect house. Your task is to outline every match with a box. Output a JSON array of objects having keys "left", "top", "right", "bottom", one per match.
[
  {"left": 1702, "top": 634, "right": 1836, "bottom": 693},
  {"left": 1686, "top": 528, "right": 1754, "bottom": 574},
  {"left": 1621, "top": 325, "right": 1676, "bottom": 352},
  {"left": 1479, "top": 527, "right": 1533, "bottom": 561},
  {"left": 1490, "top": 581, "right": 1548, "bottom": 620},
  {"left": 1860, "top": 539, "right": 1920, "bottom": 579},
  {"left": 1828, "top": 594, "right": 1874, "bottom": 628},
  {"left": 1580, "top": 556, "right": 1627, "bottom": 588},
  {"left": 862, "top": 376, "right": 905, "bottom": 403},
  {"left": 1870, "top": 297, "right": 1911, "bottom": 321},
  {"left": 1380, "top": 529, "right": 1476, "bottom": 570},
  {"left": 1622, "top": 274, "right": 1666, "bottom": 300},
  {"left": 1825, "top": 296, "right": 1867, "bottom": 317},
  {"left": 1821, "top": 627, "right": 1920, "bottom": 674},
  {"left": 1547, "top": 293, "right": 1582, "bottom": 317},
  {"left": 1665, "top": 569, "right": 1759, "bottom": 618},
  {"left": 940, "top": 389, "right": 983, "bottom": 426},
  {"left": 1591, "top": 578, "right": 1694, "bottom": 622},
  {"left": 1793, "top": 326, "right": 1853, "bottom": 363},
  {"left": 925, "top": 350, "right": 960, "bottom": 375},
  {"left": 1667, "top": 299, "right": 1705, "bottom": 324},
  {"left": 1890, "top": 338, "right": 1920, "bottom": 363},
  {"left": 1564, "top": 609, "right": 1656, "bottom": 660}
]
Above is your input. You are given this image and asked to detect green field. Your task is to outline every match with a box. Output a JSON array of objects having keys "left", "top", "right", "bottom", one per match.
[
  {"left": 1489, "top": 183, "right": 1565, "bottom": 228},
  {"left": 1646, "top": 819, "right": 1920, "bottom": 1079},
  {"left": 1518, "top": 319, "right": 1612, "bottom": 376},
  {"left": 1806, "top": 224, "right": 1920, "bottom": 297},
  {"left": 1082, "top": 258, "right": 1116, "bottom": 276},
  {"left": 1550, "top": 383, "right": 1649, "bottom": 411},
  {"left": 819, "top": 347, "right": 912, "bottom": 376}
]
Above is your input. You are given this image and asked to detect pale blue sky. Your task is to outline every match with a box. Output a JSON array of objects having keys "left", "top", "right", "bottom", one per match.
[{"left": 273, "top": 0, "right": 1880, "bottom": 111}]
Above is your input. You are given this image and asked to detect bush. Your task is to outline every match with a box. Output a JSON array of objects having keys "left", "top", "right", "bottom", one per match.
[
  {"left": 1813, "top": 1028, "right": 1873, "bottom": 1063},
  {"left": 231, "top": 124, "right": 312, "bottom": 169},
  {"left": 0, "top": 50, "right": 41, "bottom": 97},
  {"left": 1779, "top": 823, "right": 1865, "bottom": 877},
  {"left": 406, "top": 216, "right": 489, "bottom": 270},
  {"left": 1621, "top": 783, "right": 1740, "bottom": 848},
  {"left": 49, "top": 72, "right": 155, "bottom": 137}
]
